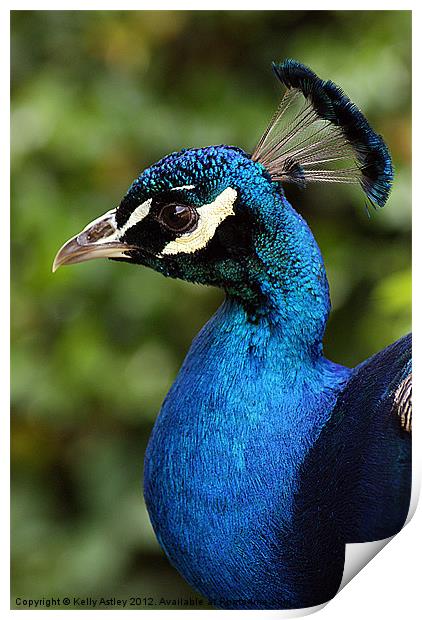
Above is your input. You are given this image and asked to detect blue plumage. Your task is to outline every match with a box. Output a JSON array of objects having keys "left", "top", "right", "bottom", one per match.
[
  {"left": 53, "top": 60, "right": 411, "bottom": 610},
  {"left": 331, "top": 334, "right": 411, "bottom": 542},
  {"left": 144, "top": 298, "right": 350, "bottom": 609}
]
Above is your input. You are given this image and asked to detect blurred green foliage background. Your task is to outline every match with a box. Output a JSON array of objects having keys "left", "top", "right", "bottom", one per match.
[{"left": 11, "top": 10, "right": 411, "bottom": 609}]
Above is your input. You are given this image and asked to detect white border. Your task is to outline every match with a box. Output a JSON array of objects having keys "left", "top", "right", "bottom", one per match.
[{"left": 5, "top": 3, "right": 419, "bottom": 619}]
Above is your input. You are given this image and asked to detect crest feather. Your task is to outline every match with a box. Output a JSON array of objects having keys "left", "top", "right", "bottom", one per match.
[{"left": 252, "top": 59, "right": 393, "bottom": 208}]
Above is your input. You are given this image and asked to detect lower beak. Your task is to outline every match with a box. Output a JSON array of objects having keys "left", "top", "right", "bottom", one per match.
[{"left": 52, "top": 209, "right": 136, "bottom": 272}]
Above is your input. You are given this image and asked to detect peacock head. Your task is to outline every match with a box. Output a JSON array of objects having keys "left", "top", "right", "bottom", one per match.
[
  {"left": 53, "top": 145, "right": 276, "bottom": 303},
  {"left": 53, "top": 60, "right": 393, "bottom": 311}
]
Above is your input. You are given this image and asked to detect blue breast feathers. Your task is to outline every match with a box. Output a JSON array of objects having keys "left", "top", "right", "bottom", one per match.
[{"left": 144, "top": 296, "right": 351, "bottom": 609}]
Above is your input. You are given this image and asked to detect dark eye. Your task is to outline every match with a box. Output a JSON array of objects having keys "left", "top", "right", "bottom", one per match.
[{"left": 157, "top": 203, "right": 198, "bottom": 233}]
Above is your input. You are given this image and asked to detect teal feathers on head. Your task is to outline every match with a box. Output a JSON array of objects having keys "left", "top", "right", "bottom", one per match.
[{"left": 252, "top": 59, "right": 393, "bottom": 208}]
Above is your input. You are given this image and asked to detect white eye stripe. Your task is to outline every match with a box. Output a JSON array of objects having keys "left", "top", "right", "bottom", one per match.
[
  {"left": 170, "top": 184, "right": 196, "bottom": 191},
  {"left": 118, "top": 199, "right": 152, "bottom": 238},
  {"left": 160, "top": 187, "right": 237, "bottom": 256},
  {"left": 117, "top": 189, "right": 194, "bottom": 237}
]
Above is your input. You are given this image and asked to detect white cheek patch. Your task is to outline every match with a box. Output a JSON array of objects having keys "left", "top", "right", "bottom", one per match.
[
  {"left": 117, "top": 199, "right": 152, "bottom": 239},
  {"left": 160, "top": 187, "right": 238, "bottom": 256}
]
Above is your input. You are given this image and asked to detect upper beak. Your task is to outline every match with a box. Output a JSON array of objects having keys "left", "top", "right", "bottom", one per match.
[{"left": 52, "top": 209, "right": 136, "bottom": 272}]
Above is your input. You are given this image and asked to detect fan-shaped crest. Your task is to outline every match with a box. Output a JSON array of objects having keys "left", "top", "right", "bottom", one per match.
[{"left": 252, "top": 60, "right": 393, "bottom": 208}]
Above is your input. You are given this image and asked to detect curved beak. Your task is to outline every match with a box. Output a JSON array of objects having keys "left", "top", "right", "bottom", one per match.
[{"left": 52, "top": 209, "right": 136, "bottom": 272}]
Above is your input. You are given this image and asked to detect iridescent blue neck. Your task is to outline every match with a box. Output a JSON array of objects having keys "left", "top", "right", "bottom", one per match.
[{"left": 235, "top": 187, "right": 331, "bottom": 360}]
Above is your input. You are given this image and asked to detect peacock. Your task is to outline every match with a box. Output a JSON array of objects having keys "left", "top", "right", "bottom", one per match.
[{"left": 53, "top": 60, "right": 412, "bottom": 610}]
